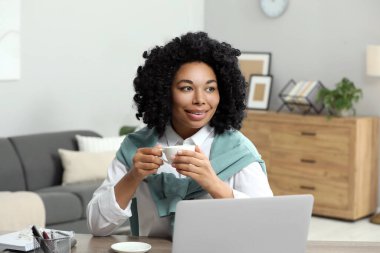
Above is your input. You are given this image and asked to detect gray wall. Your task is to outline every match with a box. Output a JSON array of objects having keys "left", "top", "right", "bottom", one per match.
[
  {"left": 0, "top": 0, "right": 204, "bottom": 137},
  {"left": 205, "top": 0, "right": 380, "bottom": 111},
  {"left": 205, "top": 0, "right": 380, "bottom": 209}
]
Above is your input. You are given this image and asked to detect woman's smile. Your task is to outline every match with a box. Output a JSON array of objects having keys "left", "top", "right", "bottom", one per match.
[{"left": 185, "top": 109, "right": 209, "bottom": 121}]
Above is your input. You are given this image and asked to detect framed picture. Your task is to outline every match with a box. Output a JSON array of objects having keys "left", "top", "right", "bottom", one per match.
[
  {"left": 238, "top": 52, "right": 271, "bottom": 83},
  {"left": 247, "top": 75, "right": 272, "bottom": 110}
]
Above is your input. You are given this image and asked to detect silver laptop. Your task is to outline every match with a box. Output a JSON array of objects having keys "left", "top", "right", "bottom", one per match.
[{"left": 172, "top": 195, "right": 314, "bottom": 253}]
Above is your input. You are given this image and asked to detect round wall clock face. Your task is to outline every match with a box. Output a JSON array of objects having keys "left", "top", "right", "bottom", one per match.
[{"left": 260, "top": 0, "right": 289, "bottom": 18}]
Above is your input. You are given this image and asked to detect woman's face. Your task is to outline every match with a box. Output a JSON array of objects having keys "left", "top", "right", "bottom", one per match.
[{"left": 171, "top": 61, "right": 220, "bottom": 139}]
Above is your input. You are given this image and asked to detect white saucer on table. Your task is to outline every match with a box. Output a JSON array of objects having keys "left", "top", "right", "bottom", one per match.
[{"left": 111, "top": 242, "right": 152, "bottom": 253}]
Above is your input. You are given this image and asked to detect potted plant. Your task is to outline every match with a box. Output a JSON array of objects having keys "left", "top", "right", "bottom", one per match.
[
  {"left": 317, "top": 78, "right": 363, "bottom": 116},
  {"left": 119, "top": 125, "right": 137, "bottom": 136}
]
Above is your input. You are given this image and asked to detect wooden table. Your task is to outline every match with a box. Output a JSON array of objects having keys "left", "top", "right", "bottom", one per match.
[
  {"left": 72, "top": 234, "right": 170, "bottom": 253},
  {"left": 2, "top": 233, "right": 380, "bottom": 252},
  {"left": 70, "top": 234, "right": 380, "bottom": 253}
]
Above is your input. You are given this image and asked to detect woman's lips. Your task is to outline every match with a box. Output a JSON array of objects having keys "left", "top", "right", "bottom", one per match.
[{"left": 185, "top": 110, "right": 208, "bottom": 121}]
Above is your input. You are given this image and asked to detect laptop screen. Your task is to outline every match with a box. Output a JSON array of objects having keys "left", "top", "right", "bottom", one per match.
[{"left": 172, "top": 195, "right": 313, "bottom": 253}]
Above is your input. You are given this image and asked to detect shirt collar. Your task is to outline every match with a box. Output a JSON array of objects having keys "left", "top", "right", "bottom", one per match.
[{"left": 165, "top": 124, "right": 214, "bottom": 147}]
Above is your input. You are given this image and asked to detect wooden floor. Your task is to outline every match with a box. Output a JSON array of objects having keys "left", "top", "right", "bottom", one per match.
[{"left": 308, "top": 216, "right": 380, "bottom": 241}]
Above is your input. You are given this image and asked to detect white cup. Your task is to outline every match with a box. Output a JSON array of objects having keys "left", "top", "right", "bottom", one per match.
[{"left": 161, "top": 145, "right": 195, "bottom": 164}]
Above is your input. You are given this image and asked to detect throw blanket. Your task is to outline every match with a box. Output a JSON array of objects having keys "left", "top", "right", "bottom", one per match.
[{"left": 116, "top": 127, "right": 266, "bottom": 217}]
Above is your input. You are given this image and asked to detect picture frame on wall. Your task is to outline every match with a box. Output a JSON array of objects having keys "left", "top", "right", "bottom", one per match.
[
  {"left": 247, "top": 75, "right": 273, "bottom": 110},
  {"left": 238, "top": 52, "right": 271, "bottom": 83}
]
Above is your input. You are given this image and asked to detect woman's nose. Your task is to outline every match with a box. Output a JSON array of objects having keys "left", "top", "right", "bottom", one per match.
[{"left": 193, "top": 89, "right": 206, "bottom": 105}]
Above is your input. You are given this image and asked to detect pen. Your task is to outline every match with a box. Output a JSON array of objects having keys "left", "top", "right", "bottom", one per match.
[
  {"left": 42, "top": 231, "right": 50, "bottom": 240},
  {"left": 31, "top": 225, "right": 43, "bottom": 239}
]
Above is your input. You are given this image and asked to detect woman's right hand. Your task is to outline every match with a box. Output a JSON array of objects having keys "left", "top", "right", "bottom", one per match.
[
  {"left": 130, "top": 145, "right": 163, "bottom": 182},
  {"left": 115, "top": 145, "right": 163, "bottom": 209}
]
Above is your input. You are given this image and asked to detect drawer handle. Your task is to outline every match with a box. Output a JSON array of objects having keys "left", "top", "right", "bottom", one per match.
[
  {"left": 300, "top": 185, "right": 316, "bottom": 191},
  {"left": 300, "top": 159, "right": 316, "bottom": 164},
  {"left": 301, "top": 131, "right": 316, "bottom": 136}
]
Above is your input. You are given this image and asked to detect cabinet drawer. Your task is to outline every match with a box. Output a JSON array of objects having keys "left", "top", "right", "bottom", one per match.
[
  {"left": 268, "top": 173, "right": 349, "bottom": 210},
  {"left": 270, "top": 124, "right": 351, "bottom": 154},
  {"left": 258, "top": 149, "right": 270, "bottom": 169},
  {"left": 269, "top": 150, "right": 349, "bottom": 185},
  {"left": 241, "top": 121, "right": 271, "bottom": 149},
  {"left": 242, "top": 111, "right": 379, "bottom": 220}
]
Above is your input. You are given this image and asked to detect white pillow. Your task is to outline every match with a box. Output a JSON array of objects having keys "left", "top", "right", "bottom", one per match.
[
  {"left": 58, "top": 149, "right": 115, "bottom": 185},
  {"left": 75, "top": 135, "right": 125, "bottom": 152}
]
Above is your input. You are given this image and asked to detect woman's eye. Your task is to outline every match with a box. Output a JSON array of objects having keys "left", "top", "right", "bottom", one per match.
[
  {"left": 206, "top": 87, "right": 216, "bottom": 93},
  {"left": 180, "top": 86, "right": 192, "bottom": 92}
]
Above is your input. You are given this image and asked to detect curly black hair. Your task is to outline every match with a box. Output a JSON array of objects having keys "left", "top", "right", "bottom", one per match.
[{"left": 133, "top": 31, "right": 246, "bottom": 136}]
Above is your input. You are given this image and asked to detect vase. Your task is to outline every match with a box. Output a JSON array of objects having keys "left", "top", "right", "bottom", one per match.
[{"left": 330, "top": 108, "right": 353, "bottom": 117}]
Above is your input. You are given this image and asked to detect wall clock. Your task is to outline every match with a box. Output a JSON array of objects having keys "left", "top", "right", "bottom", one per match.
[{"left": 260, "top": 0, "right": 289, "bottom": 18}]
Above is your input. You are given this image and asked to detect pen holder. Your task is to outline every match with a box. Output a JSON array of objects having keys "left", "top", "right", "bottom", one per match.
[{"left": 33, "top": 231, "right": 71, "bottom": 253}]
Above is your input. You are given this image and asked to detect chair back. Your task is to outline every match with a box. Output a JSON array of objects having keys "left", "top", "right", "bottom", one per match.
[{"left": 129, "top": 198, "right": 139, "bottom": 236}]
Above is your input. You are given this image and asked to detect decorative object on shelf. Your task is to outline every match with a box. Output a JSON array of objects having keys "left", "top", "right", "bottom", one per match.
[
  {"left": 367, "top": 45, "right": 380, "bottom": 77},
  {"left": 260, "top": 0, "right": 289, "bottom": 18},
  {"left": 277, "top": 79, "right": 325, "bottom": 114},
  {"left": 119, "top": 125, "right": 136, "bottom": 136},
  {"left": 238, "top": 52, "right": 271, "bottom": 82},
  {"left": 246, "top": 75, "right": 273, "bottom": 110},
  {"left": 316, "top": 78, "right": 362, "bottom": 117}
]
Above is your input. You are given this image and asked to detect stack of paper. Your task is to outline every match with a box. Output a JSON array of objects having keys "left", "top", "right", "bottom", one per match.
[{"left": 0, "top": 231, "right": 35, "bottom": 251}]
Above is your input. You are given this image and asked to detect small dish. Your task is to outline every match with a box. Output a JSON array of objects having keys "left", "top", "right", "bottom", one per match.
[{"left": 111, "top": 242, "right": 152, "bottom": 253}]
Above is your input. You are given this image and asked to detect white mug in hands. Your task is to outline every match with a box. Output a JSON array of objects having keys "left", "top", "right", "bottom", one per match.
[{"left": 161, "top": 145, "right": 196, "bottom": 164}]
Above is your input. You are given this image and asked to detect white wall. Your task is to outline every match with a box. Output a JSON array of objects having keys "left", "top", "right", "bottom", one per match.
[
  {"left": 0, "top": 0, "right": 204, "bottom": 137},
  {"left": 205, "top": 0, "right": 380, "bottom": 208}
]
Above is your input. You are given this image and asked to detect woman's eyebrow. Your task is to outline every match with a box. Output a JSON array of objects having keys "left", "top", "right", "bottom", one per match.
[
  {"left": 176, "top": 79, "right": 193, "bottom": 85},
  {"left": 176, "top": 79, "right": 217, "bottom": 85}
]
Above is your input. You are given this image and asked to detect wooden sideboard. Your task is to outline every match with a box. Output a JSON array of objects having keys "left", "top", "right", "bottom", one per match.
[{"left": 241, "top": 111, "right": 379, "bottom": 220}]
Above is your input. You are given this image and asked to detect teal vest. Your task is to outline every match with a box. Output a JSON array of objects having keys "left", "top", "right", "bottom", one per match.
[{"left": 116, "top": 127, "right": 266, "bottom": 217}]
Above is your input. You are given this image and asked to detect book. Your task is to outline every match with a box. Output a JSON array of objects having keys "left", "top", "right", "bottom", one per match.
[
  {"left": 295, "top": 80, "right": 318, "bottom": 104},
  {"left": 284, "top": 80, "right": 304, "bottom": 103},
  {"left": 0, "top": 231, "right": 35, "bottom": 251},
  {"left": 284, "top": 80, "right": 319, "bottom": 105}
]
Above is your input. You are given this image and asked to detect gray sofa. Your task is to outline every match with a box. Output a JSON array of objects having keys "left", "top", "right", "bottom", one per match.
[{"left": 0, "top": 130, "right": 105, "bottom": 233}]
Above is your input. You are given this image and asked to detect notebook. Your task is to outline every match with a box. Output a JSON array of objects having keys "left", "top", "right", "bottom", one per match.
[
  {"left": 0, "top": 231, "right": 34, "bottom": 251},
  {"left": 172, "top": 195, "right": 314, "bottom": 253}
]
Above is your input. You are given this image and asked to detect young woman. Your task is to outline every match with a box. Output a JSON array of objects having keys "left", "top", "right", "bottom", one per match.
[{"left": 87, "top": 32, "right": 273, "bottom": 238}]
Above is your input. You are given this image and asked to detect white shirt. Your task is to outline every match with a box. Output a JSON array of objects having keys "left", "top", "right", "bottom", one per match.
[{"left": 87, "top": 125, "right": 273, "bottom": 237}]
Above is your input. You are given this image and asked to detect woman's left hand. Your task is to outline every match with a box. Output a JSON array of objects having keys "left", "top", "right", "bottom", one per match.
[{"left": 172, "top": 146, "right": 233, "bottom": 198}]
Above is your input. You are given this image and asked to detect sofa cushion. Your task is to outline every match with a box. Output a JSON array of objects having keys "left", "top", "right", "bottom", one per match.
[
  {"left": 37, "top": 180, "right": 103, "bottom": 218},
  {"left": 76, "top": 135, "right": 125, "bottom": 152},
  {"left": 58, "top": 149, "right": 114, "bottom": 184},
  {"left": 37, "top": 191, "right": 83, "bottom": 225},
  {"left": 0, "top": 138, "right": 26, "bottom": 191},
  {"left": 46, "top": 219, "right": 89, "bottom": 234},
  {"left": 9, "top": 130, "right": 101, "bottom": 191}
]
